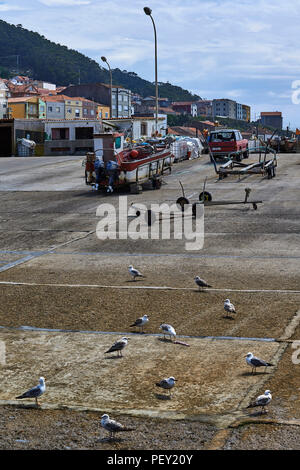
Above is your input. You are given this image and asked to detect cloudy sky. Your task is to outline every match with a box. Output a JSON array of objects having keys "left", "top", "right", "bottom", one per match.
[{"left": 1, "top": 0, "right": 300, "bottom": 128}]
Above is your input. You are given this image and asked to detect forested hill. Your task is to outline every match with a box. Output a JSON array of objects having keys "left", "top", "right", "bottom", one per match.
[{"left": 0, "top": 20, "right": 200, "bottom": 101}]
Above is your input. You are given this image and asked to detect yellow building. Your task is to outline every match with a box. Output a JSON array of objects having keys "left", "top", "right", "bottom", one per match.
[
  {"left": 242, "top": 104, "right": 251, "bottom": 122},
  {"left": 59, "top": 95, "right": 83, "bottom": 119},
  {"left": 8, "top": 96, "right": 46, "bottom": 119},
  {"left": 97, "top": 104, "right": 110, "bottom": 119}
]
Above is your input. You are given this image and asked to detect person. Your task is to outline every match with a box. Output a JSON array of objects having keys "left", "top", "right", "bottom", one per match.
[{"left": 94, "top": 158, "right": 105, "bottom": 190}]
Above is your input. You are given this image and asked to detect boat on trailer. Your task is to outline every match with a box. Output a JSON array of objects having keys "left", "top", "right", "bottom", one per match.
[{"left": 85, "top": 132, "right": 174, "bottom": 193}]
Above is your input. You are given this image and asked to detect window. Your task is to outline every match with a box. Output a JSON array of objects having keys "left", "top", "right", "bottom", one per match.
[
  {"left": 48, "top": 106, "right": 53, "bottom": 112},
  {"left": 91, "top": 109, "right": 94, "bottom": 116},
  {"left": 118, "top": 105, "right": 122, "bottom": 112},
  {"left": 56, "top": 107, "right": 60, "bottom": 113},
  {"left": 75, "top": 109, "right": 80, "bottom": 117},
  {"left": 67, "top": 108, "right": 72, "bottom": 113},
  {"left": 75, "top": 127, "right": 93, "bottom": 139},
  {"left": 40, "top": 105, "right": 45, "bottom": 112},
  {"left": 83, "top": 108, "right": 88, "bottom": 115},
  {"left": 141, "top": 122, "right": 147, "bottom": 135},
  {"left": 51, "top": 128, "right": 70, "bottom": 140},
  {"left": 105, "top": 112, "right": 108, "bottom": 118}
]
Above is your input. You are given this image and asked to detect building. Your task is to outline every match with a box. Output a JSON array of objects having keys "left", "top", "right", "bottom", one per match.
[
  {"left": 195, "top": 100, "right": 213, "bottom": 117},
  {"left": 0, "top": 80, "right": 10, "bottom": 119},
  {"left": 242, "top": 104, "right": 251, "bottom": 122},
  {"left": 172, "top": 102, "right": 198, "bottom": 116},
  {"left": 8, "top": 96, "right": 46, "bottom": 119},
  {"left": 212, "top": 99, "right": 236, "bottom": 119},
  {"left": 42, "top": 96, "right": 65, "bottom": 120},
  {"left": 103, "top": 115, "right": 167, "bottom": 141},
  {"left": 60, "top": 83, "right": 131, "bottom": 119},
  {"left": 236, "top": 102, "right": 243, "bottom": 120},
  {"left": 260, "top": 112, "right": 283, "bottom": 130},
  {"left": 97, "top": 104, "right": 110, "bottom": 119}
]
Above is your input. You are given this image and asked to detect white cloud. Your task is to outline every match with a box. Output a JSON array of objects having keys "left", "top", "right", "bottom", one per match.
[
  {"left": 0, "top": 3, "right": 27, "bottom": 10},
  {"left": 38, "top": 0, "right": 90, "bottom": 5}
]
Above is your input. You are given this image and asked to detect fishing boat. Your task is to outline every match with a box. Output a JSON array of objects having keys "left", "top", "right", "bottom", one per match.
[{"left": 85, "top": 133, "right": 174, "bottom": 193}]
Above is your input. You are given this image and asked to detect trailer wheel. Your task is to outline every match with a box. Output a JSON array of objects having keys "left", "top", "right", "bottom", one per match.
[
  {"left": 199, "top": 191, "right": 212, "bottom": 202},
  {"left": 85, "top": 171, "right": 88, "bottom": 185},
  {"left": 152, "top": 177, "right": 162, "bottom": 189},
  {"left": 176, "top": 197, "right": 190, "bottom": 211},
  {"left": 252, "top": 203, "right": 258, "bottom": 210},
  {"left": 267, "top": 167, "right": 273, "bottom": 179}
]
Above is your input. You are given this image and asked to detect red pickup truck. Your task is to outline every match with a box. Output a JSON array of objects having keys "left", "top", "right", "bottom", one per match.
[{"left": 208, "top": 129, "right": 249, "bottom": 161}]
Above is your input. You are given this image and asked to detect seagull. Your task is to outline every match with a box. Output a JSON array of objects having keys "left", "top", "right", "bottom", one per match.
[
  {"left": 100, "top": 414, "right": 134, "bottom": 440},
  {"left": 245, "top": 352, "right": 274, "bottom": 374},
  {"left": 224, "top": 299, "right": 236, "bottom": 318},
  {"left": 159, "top": 323, "right": 176, "bottom": 341},
  {"left": 247, "top": 390, "right": 272, "bottom": 414},
  {"left": 16, "top": 377, "right": 46, "bottom": 407},
  {"left": 105, "top": 337, "right": 129, "bottom": 357},
  {"left": 156, "top": 377, "right": 176, "bottom": 397},
  {"left": 194, "top": 276, "right": 212, "bottom": 289},
  {"left": 128, "top": 265, "right": 145, "bottom": 281},
  {"left": 130, "top": 314, "right": 149, "bottom": 333}
]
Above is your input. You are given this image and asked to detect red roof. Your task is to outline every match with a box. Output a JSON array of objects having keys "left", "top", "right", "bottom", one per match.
[{"left": 261, "top": 112, "right": 282, "bottom": 116}]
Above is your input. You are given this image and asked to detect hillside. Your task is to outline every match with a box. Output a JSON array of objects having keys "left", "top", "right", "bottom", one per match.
[{"left": 0, "top": 20, "right": 200, "bottom": 102}]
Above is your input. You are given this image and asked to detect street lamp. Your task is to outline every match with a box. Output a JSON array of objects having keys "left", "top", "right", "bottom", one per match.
[
  {"left": 101, "top": 56, "right": 113, "bottom": 119},
  {"left": 144, "top": 6, "right": 158, "bottom": 136}
]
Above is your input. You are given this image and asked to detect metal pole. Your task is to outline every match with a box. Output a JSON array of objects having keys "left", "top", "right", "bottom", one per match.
[
  {"left": 101, "top": 56, "right": 113, "bottom": 119},
  {"left": 144, "top": 8, "right": 158, "bottom": 136}
]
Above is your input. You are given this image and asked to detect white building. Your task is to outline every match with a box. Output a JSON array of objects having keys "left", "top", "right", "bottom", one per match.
[{"left": 0, "top": 80, "right": 10, "bottom": 119}]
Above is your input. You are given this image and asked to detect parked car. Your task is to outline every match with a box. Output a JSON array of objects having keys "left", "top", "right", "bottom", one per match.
[{"left": 208, "top": 129, "right": 249, "bottom": 161}]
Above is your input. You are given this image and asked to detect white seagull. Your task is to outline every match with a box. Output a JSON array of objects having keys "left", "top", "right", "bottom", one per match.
[
  {"left": 130, "top": 314, "right": 149, "bottom": 333},
  {"left": 194, "top": 276, "right": 212, "bottom": 289},
  {"left": 224, "top": 299, "right": 236, "bottom": 318},
  {"left": 100, "top": 414, "right": 134, "bottom": 439},
  {"left": 16, "top": 377, "right": 46, "bottom": 407},
  {"left": 159, "top": 323, "right": 176, "bottom": 341},
  {"left": 105, "top": 337, "right": 129, "bottom": 357},
  {"left": 156, "top": 376, "right": 176, "bottom": 396},
  {"left": 247, "top": 390, "right": 272, "bottom": 414},
  {"left": 245, "top": 352, "right": 274, "bottom": 374},
  {"left": 128, "top": 265, "right": 145, "bottom": 281}
]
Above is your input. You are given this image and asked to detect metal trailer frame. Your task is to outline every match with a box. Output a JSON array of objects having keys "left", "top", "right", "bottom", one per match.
[
  {"left": 209, "top": 132, "right": 278, "bottom": 181},
  {"left": 176, "top": 178, "right": 263, "bottom": 213}
]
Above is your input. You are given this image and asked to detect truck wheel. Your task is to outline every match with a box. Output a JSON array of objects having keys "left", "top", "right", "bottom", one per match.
[{"left": 243, "top": 149, "right": 249, "bottom": 159}]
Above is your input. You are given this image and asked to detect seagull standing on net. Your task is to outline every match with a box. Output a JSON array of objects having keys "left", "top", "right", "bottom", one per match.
[
  {"left": 159, "top": 323, "right": 176, "bottom": 342},
  {"left": 130, "top": 314, "right": 149, "bottom": 333},
  {"left": 156, "top": 377, "right": 176, "bottom": 397},
  {"left": 224, "top": 299, "right": 236, "bottom": 318},
  {"left": 105, "top": 337, "right": 129, "bottom": 357},
  {"left": 247, "top": 390, "right": 272, "bottom": 414},
  {"left": 100, "top": 414, "right": 134, "bottom": 440},
  {"left": 128, "top": 265, "right": 145, "bottom": 281},
  {"left": 16, "top": 377, "right": 46, "bottom": 407},
  {"left": 245, "top": 352, "right": 274, "bottom": 374},
  {"left": 194, "top": 276, "right": 212, "bottom": 290}
]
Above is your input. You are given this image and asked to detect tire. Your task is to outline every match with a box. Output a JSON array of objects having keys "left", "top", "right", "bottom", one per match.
[
  {"left": 199, "top": 191, "right": 212, "bottom": 202},
  {"left": 243, "top": 149, "right": 249, "bottom": 159},
  {"left": 176, "top": 197, "right": 190, "bottom": 211}
]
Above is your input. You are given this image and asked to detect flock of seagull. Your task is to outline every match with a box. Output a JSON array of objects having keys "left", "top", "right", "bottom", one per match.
[{"left": 12, "top": 263, "right": 274, "bottom": 440}]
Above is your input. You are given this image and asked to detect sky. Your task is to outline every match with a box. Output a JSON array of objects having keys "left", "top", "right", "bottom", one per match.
[{"left": 0, "top": 0, "right": 300, "bottom": 128}]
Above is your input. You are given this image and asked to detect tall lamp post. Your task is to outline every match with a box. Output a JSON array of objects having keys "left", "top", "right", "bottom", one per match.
[
  {"left": 144, "top": 6, "right": 158, "bottom": 136},
  {"left": 101, "top": 56, "right": 113, "bottom": 119}
]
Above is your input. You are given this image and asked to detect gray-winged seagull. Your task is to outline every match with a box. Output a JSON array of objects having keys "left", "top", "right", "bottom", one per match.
[
  {"left": 194, "top": 276, "right": 212, "bottom": 290},
  {"left": 130, "top": 314, "right": 149, "bottom": 333},
  {"left": 101, "top": 414, "right": 134, "bottom": 439},
  {"left": 16, "top": 377, "right": 46, "bottom": 407},
  {"left": 105, "top": 337, "right": 129, "bottom": 357},
  {"left": 245, "top": 352, "right": 274, "bottom": 374},
  {"left": 247, "top": 390, "right": 272, "bottom": 414},
  {"left": 224, "top": 299, "right": 236, "bottom": 317},
  {"left": 159, "top": 323, "right": 176, "bottom": 341},
  {"left": 128, "top": 265, "right": 145, "bottom": 281},
  {"left": 156, "top": 376, "right": 176, "bottom": 397}
]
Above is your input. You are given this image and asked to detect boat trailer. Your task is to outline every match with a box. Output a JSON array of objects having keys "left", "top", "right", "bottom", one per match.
[
  {"left": 209, "top": 136, "right": 277, "bottom": 181},
  {"left": 176, "top": 178, "right": 263, "bottom": 214}
]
